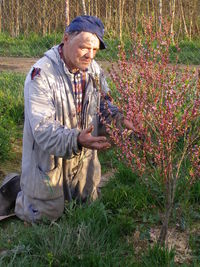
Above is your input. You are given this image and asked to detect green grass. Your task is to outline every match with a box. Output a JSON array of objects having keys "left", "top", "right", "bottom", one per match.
[
  {"left": 1, "top": 32, "right": 200, "bottom": 64},
  {"left": 0, "top": 72, "right": 25, "bottom": 161},
  {"left": 170, "top": 40, "right": 200, "bottom": 65},
  {"left": 0, "top": 150, "right": 199, "bottom": 266},
  {"left": 0, "top": 73, "right": 200, "bottom": 266},
  {"left": 1, "top": 158, "right": 199, "bottom": 266},
  {"left": 0, "top": 32, "right": 63, "bottom": 58},
  {"left": 0, "top": 201, "right": 134, "bottom": 266}
]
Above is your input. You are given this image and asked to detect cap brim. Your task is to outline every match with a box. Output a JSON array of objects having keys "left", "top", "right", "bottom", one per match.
[{"left": 98, "top": 36, "right": 106, "bottom": 50}]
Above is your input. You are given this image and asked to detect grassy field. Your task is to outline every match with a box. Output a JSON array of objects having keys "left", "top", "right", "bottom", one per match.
[
  {"left": 0, "top": 33, "right": 200, "bottom": 65},
  {"left": 0, "top": 69, "right": 199, "bottom": 266}
]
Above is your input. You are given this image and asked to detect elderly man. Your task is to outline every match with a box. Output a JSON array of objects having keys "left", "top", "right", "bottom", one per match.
[{"left": 0, "top": 16, "right": 133, "bottom": 222}]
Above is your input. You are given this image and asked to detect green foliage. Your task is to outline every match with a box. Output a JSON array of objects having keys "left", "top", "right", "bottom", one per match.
[
  {"left": 190, "top": 232, "right": 200, "bottom": 264},
  {"left": 0, "top": 72, "right": 25, "bottom": 124},
  {"left": 189, "top": 180, "right": 200, "bottom": 204},
  {"left": 98, "top": 148, "right": 118, "bottom": 173},
  {"left": 0, "top": 72, "right": 25, "bottom": 160},
  {"left": 0, "top": 32, "right": 63, "bottom": 57},
  {"left": 141, "top": 245, "right": 176, "bottom": 267},
  {"left": 0, "top": 162, "right": 199, "bottom": 266},
  {"left": 0, "top": 201, "right": 133, "bottom": 267},
  {"left": 102, "top": 163, "right": 156, "bottom": 217},
  {"left": 0, "top": 122, "right": 12, "bottom": 161},
  {"left": 170, "top": 40, "right": 200, "bottom": 65}
]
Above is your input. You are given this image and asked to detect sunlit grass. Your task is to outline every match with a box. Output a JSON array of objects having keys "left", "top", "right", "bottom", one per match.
[{"left": 1, "top": 33, "right": 200, "bottom": 64}]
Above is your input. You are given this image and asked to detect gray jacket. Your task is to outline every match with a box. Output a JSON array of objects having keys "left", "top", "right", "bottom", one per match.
[{"left": 21, "top": 45, "right": 118, "bottom": 201}]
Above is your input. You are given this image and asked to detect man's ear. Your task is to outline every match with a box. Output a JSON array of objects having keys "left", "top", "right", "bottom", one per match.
[{"left": 63, "top": 33, "right": 69, "bottom": 43}]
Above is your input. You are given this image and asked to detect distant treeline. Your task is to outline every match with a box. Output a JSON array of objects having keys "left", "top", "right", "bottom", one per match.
[{"left": 0, "top": 0, "right": 200, "bottom": 41}]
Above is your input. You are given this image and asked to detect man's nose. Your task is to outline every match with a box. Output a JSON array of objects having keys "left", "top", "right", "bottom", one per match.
[{"left": 86, "top": 49, "right": 94, "bottom": 59}]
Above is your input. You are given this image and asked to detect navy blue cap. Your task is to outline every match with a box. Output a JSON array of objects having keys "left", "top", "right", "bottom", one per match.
[{"left": 65, "top": 15, "right": 106, "bottom": 50}]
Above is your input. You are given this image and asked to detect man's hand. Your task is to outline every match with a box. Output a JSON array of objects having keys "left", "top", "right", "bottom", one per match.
[
  {"left": 123, "top": 118, "right": 145, "bottom": 146},
  {"left": 78, "top": 125, "right": 111, "bottom": 150},
  {"left": 123, "top": 117, "right": 144, "bottom": 133},
  {"left": 123, "top": 119, "right": 134, "bottom": 131}
]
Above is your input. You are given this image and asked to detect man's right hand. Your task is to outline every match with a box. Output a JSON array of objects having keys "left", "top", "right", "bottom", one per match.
[{"left": 78, "top": 125, "right": 111, "bottom": 150}]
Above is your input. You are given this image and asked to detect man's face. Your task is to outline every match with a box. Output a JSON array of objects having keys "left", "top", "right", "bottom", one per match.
[{"left": 63, "top": 31, "right": 100, "bottom": 72}]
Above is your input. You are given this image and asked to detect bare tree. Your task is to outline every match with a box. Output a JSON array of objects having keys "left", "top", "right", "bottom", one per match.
[
  {"left": 15, "top": 0, "right": 19, "bottom": 36},
  {"left": 88, "top": 0, "right": 91, "bottom": 15},
  {"left": 135, "top": 0, "right": 142, "bottom": 29},
  {"left": 119, "top": 0, "right": 126, "bottom": 41},
  {"left": 1, "top": 0, "right": 200, "bottom": 41},
  {"left": 82, "top": 0, "right": 87, "bottom": 15},
  {"left": 0, "top": 0, "right": 2, "bottom": 33},
  {"left": 158, "top": 0, "right": 163, "bottom": 30},
  {"left": 170, "top": 0, "right": 176, "bottom": 43},
  {"left": 65, "top": 0, "right": 69, "bottom": 26},
  {"left": 179, "top": 0, "right": 189, "bottom": 38},
  {"left": 95, "top": 0, "right": 98, "bottom": 17},
  {"left": 189, "top": 0, "right": 195, "bottom": 41},
  {"left": 194, "top": 0, "right": 200, "bottom": 35}
]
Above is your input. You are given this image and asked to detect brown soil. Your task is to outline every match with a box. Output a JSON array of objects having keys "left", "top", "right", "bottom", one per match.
[
  {"left": 130, "top": 225, "right": 200, "bottom": 264},
  {"left": 0, "top": 57, "right": 112, "bottom": 75},
  {"left": 0, "top": 57, "right": 38, "bottom": 74}
]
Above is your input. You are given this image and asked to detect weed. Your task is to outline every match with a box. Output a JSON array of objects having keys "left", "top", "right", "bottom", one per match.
[{"left": 141, "top": 244, "right": 176, "bottom": 267}]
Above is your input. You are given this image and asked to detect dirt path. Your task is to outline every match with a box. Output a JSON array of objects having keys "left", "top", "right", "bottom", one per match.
[
  {"left": 0, "top": 57, "right": 112, "bottom": 74},
  {"left": 1, "top": 56, "right": 199, "bottom": 75},
  {"left": 0, "top": 57, "right": 38, "bottom": 73}
]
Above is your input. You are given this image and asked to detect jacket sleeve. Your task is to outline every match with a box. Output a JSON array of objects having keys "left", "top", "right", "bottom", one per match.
[
  {"left": 25, "top": 68, "right": 81, "bottom": 158},
  {"left": 99, "top": 69, "right": 124, "bottom": 124},
  {"left": 94, "top": 67, "right": 124, "bottom": 137}
]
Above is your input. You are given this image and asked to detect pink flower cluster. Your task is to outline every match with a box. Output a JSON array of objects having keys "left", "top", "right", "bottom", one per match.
[{"left": 105, "top": 17, "right": 200, "bottom": 184}]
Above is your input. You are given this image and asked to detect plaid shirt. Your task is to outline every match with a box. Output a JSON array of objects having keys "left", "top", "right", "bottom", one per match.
[
  {"left": 71, "top": 70, "right": 86, "bottom": 126},
  {"left": 58, "top": 44, "right": 87, "bottom": 127}
]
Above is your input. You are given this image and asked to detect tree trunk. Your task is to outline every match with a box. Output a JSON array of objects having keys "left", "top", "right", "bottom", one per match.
[
  {"left": 95, "top": 0, "right": 98, "bottom": 17},
  {"left": 170, "top": 0, "right": 176, "bottom": 43},
  {"left": 189, "top": 0, "right": 195, "bottom": 40},
  {"left": 146, "top": 0, "right": 150, "bottom": 17},
  {"left": 119, "top": 0, "right": 126, "bottom": 42},
  {"left": 0, "top": 0, "right": 2, "bottom": 33},
  {"left": 158, "top": 201, "right": 172, "bottom": 245},
  {"left": 158, "top": 0, "right": 162, "bottom": 30},
  {"left": 88, "top": 0, "right": 91, "bottom": 15},
  {"left": 193, "top": 0, "right": 200, "bottom": 36},
  {"left": 15, "top": 0, "right": 20, "bottom": 36},
  {"left": 65, "top": 0, "right": 69, "bottom": 26},
  {"left": 179, "top": 0, "right": 189, "bottom": 39},
  {"left": 158, "top": 177, "right": 173, "bottom": 246},
  {"left": 10, "top": 0, "right": 14, "bottom": 37},
  {"left": 42, "top": 0, "right": 48, "bottom": 36},
  {"left": 91, "top": 0, "right": 93, "bottom": 16},
  {"left": 82, "top": 0, "right": 87, "bottom": 15},
  {"left": 135, "top": 0, "right": 142, "bottom": 30},
  {"left": 152, "top": 0, "right": 157, "bottom": 32}
]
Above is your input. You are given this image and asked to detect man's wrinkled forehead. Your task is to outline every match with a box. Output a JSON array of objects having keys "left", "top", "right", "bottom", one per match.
[{"left": 70, "top": 32, "right": 100, "bottom": 48}]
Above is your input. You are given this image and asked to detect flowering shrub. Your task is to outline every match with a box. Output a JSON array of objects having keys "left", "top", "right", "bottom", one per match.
[{"left": 105, "top": 17, "right": 200, "bottom": 245}]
